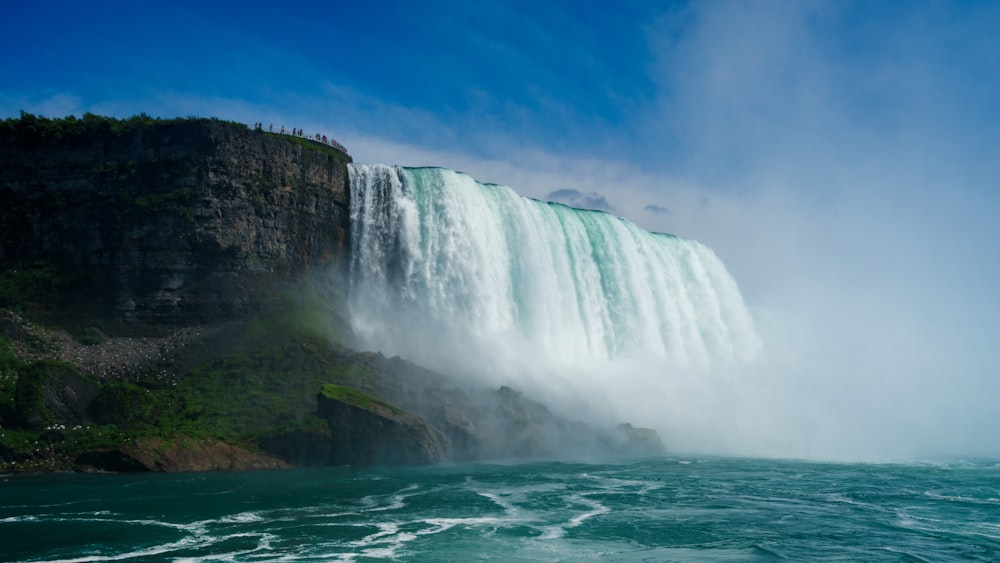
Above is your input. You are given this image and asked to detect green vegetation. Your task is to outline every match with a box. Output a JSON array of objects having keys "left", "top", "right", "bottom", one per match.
[
  {"left": 0, "top": 260, "right": 89, "bottom": 319},
  {"left": 0, "top": 307, "right": 367, "bottom": 472},
  {"left": 0, "top": 425, "right": 132, "bottom": 473},
  {"left": 1, "top": 111, "right": 244, "bottom": 146},
  {"left": 91, "top": 382, "right": 153, "bottom": 428},
  {"left": 132, "top": 186, "right": 200, "bottom": 220},
  {"left": 0, "top": 352, "right": 128, "bottom": 472},
  {"left": 2, "top": 110, "right": 346, "bottom": 162},
  {"left": 13, "top": 359, "right": 83, "bottom": 429},
  {"left": 150, "top": 304, "right": 363, "bottom": 442},
  {"left": 321, "top": 383, "right": 403, "bottom": 415},
  {"left": 0, "top": 336, "right": 22, "bottom": 425},
  {"left": 0, "top": 261, "right": 67, "bottom": 309}
]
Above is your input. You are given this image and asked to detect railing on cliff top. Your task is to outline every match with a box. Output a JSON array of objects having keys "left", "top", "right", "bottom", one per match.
[{"left": 252, "top": 122, "right": 349, "bottom": 156}]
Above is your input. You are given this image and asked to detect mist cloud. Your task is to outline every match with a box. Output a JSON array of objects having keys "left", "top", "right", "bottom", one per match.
[
  {"left": 349, "top": 3, "right": 1000, "bottom": 460},
  {"left": 630, "top": 2, "right": 1000, "bottom": 459}
]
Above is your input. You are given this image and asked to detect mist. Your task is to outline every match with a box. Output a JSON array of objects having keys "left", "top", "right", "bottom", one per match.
[
  {"left": 633, "top": 2, "right": 1000, "bottom": 460},
  {"left": 343, "top": 3, "right": 1000, "bottom": 462},
  {"left": 344, "top": 130, "right": 999, "bottom": 461},
  {"left": 345, "top": 155, "right": 999, "bottom": 462}
]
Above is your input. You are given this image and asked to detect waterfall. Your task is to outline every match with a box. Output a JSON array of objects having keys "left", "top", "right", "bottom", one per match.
[{"left": 347, "top": 164, "right": 761, "bottom": 380}]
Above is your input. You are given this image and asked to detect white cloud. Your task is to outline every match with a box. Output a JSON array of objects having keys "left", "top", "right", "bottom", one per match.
[{"left": 0, "top": 92, "right": 84, "bottom": 118}]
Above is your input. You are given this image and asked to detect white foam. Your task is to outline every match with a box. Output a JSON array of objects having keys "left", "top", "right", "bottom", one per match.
[
  {"left": 363, "top": 483, "right": 420, "bottom": 512},
  {"left": 348, "top": 163, "right": 763, "bottom": 384},
  {"left": 566, "top": 494, "right": 610, "bottom": 528},
  {"left": 217, "top": 511, "right": 265, "bottom": 523}
]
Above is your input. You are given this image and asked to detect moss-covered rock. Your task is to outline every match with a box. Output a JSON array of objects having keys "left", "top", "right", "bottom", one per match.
[
  {"left": 90, "top": 381, "right": 153, "bottom": 428},
  {"left": 14, "top": 359, "right": 96, "bottom": 430},
  {"left": 317, "top": 386, "right": 448, "bottom": 466}
]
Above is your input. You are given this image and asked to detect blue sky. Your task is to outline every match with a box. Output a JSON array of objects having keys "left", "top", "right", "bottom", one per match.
[{"left": 4, "top": 0, "right": 1000, "bottom": 458}]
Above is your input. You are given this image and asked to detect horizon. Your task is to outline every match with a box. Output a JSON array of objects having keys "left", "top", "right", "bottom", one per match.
[{"left": 3, "top": 0, "right": 998, "bottom": 461}]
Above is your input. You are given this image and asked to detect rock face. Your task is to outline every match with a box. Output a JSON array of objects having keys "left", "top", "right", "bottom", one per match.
[
  {"left": 14, "top": 359, "right": 98, "bottom": 430},
  {"left": 316, "top": 385, "right": 448, "bottom": 465},
  {"left": 0, "top": 116, "right": 349, "bottom": 329},
  {"left": 334, "top": 354, "right": 667, "bottom": 462}
]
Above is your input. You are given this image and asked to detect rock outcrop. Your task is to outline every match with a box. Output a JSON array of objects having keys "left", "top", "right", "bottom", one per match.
[
  {"left": 329, "top": 353, "right": 666, "bottom": 462},
  {"left": 11, "top": 358, "right": 98, "bottom": 430},
  {"left": 315, "top": 384, "right": 448, "bottom": 465}
]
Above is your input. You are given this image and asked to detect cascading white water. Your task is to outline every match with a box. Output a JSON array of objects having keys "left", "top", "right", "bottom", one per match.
[{"left": 347, "top": 164, "right": 762, "bottom": 384}]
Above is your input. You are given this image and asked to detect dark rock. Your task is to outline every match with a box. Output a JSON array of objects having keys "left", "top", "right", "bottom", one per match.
[
  {"left": 0, "top": 118, "right": 350, "bottom": 331},
  {"left": 426, "top": 405, "right": 480, "bottom": 461},
  {"left": 605, "top": 423, "right": 667, "bottom": 456},
  {"left": 14, "top": 359, "right": 97, "bottom": 429},
  {"left": 337, "top": 353, "right": 669, "bottom": 462},
  {"left": 74, "top": 449, "right": 152, "bottom": 472},
  {"left": 316, "top": 388, "right": 448, "bottom": 466},
  {"left": 258, "top": 426, "right": 335, "bottom": 467},
  {"left": 42, "top": 370, "right": 98, "bottom": 426}
]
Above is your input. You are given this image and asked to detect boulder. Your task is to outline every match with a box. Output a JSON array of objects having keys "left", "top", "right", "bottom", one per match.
[{"left": 317, "top": 384, "right": 448, "bottom": 465}]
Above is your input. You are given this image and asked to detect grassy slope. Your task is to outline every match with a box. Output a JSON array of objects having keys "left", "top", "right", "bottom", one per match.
[
  {"left": 320, "top": 383, "right": 403, "bottom": 415},
  {"left": 0, "top": 297, "right": 383, "bottom": 472}
]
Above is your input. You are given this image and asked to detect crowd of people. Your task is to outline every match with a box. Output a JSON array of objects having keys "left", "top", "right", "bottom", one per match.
[{"left": 252, "top": 122, "right": 349, "bottom": 155}]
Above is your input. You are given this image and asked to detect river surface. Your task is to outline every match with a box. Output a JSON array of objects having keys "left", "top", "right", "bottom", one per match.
[{"left": 2, "top": 457, "right": 998, "bottom": 561}]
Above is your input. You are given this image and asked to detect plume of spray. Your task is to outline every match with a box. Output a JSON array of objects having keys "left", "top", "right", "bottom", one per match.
[
  {"left": 621, "top": 1, "right": 1000, "bottom": 461},
  {"left": 346, "top": 164, "right": 766, "bottom": 454},
  {"left": 337, "top": 2, "right": 1000, "bottom": 461}
]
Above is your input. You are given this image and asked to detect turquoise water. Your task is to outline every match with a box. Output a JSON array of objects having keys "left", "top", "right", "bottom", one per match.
[{"left": 2, "top": 457, "right": 998, "bottom": 561}]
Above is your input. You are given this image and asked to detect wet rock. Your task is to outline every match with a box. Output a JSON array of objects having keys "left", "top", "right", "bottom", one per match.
[
  {"left": 605, "top": 423, "right": 666, "bottom": 457},
  {"left": 316, "top": 386, "right": 448, "bottom": 466}
]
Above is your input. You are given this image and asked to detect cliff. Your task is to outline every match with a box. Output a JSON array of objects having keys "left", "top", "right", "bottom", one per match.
[
  {"left": 0, "top": 113, "right": 349, "bottom": 330},
  {"left": 0, "top": 113, "right": 663, "bottom": 474}
]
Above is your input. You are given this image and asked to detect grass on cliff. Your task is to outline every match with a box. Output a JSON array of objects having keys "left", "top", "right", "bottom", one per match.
[
  {"left": 320, "top": 383, "right": 403, "bottom": 415},
  {"left": 0, "top": 294, "right": 377, "bottom": 471},
  {"left": 148, "top": 299, "right": 372, "bottom": 443}
]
